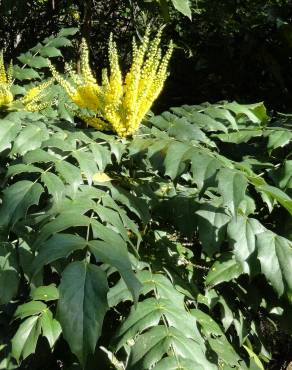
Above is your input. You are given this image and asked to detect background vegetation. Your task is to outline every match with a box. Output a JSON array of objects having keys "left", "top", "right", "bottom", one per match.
[{"left": 2, "top": 0, "right": 292, "bottom": 111}]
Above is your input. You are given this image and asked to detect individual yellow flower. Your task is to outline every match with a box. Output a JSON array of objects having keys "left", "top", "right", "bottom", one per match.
[{"left": 50, "top": 29, "right": 173, "bottom": 137}]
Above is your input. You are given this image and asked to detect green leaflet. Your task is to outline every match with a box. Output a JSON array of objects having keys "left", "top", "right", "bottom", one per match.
[
  {"left": 0, "top": 243, "right": 20, "bottom": 304},
  {"left": 57, "top": 261, "right": 109, "bottom": 365},
  {"left": 257, "top": 232, "right": 292, "bottom": 299}
]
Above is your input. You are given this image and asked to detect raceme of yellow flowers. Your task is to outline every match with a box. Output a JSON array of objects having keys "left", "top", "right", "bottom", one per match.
[
  {"left": 50, "top": 28, "right": 173, "bottom": 137},
  {"left": 0, "top": 51, "right": 52, "bottom": 112}
]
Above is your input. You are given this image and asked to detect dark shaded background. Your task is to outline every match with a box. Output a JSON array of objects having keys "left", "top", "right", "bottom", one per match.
[{"left": 2, "top": 0, "right": 292, "bottom": 112}]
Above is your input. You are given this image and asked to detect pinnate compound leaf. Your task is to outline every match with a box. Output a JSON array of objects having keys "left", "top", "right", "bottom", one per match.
[
  {"left": 108, "top": 270, "right": 185, "bottom": 308},
  {"left": 215, "top": 129, "right": 263, "bottom": 144},
  {"left": 115, "top": 297, "right": 201, "bottom": 350},
  {"left": 191, "top": 309, "right": 241, "bottom": 366},
  {"left": 257, "top": 231, "right": 292, "bottom": 298},
  {"left": 223, "top": 101, "right": 267, "bottom": 123},
  {"left": 12, "top": 306, "right": 61, "bottom": 361},
  {"left": 34, "top": 213, "right": 91, "bottom": 246},
  {"left": 0, "top": 181, "right": 43, "bottom": 228},
  {"left": 57, "top": 261, "right": 109, "bottom": 365}
]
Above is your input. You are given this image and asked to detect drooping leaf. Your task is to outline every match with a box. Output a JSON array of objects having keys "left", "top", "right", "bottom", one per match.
[
  {"left": 227, "top": 215, "right": 265, "bottom": 274},
  {"left": 206, "top": 255, "right": 243, "bottom": 286},
  {"left": 11, "top": 316, "right": 41, "bottom": 362},
  {"left": 196, "top": 204, "right": 230, "bottom": 256},
  {"left": 41, "top": 171, "right": 65, "bottom": 206},
  {"left": 257, "top": 231, "right": 292, "bottom": 298},
  {"left": 39, "top": 309, "right": 62, "bottom": 348},
  {"left": 0, "top": 243, "right": 20, "bottom": 304},
  {"left": 0, "top": 119, "right": 21, "bottom": 153},
  {"left": 57, "top": 261, "right": 109, "bottom": 365},
  {"left": 89, "top": 221, "right": 141, "bottom": 302},
  {"left": 217, "top": 168, "right": 248, "bottom": 215},
  {"left": 0, "top": 181, "right": 43, "bottom": 228}
]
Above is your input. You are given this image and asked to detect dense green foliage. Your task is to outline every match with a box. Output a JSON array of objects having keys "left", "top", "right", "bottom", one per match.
[{"left": 1, "top": 29, "right": 292, "bottom": 370}]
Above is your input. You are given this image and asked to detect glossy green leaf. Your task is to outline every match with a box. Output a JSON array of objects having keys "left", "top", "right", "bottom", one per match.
[
  {"left": 41, "top": 171, "right": 65, "bottom": 206},
  {"left": 11, "top": 124, "right": 49, "bottom": 155},
  {"left": 196, "top": 204, "right": 230, "bottom": 256},
  {"left": 227, "top": 215, "right": 265, "bottom": 273},
  {"left": 0, "top": 243, "right": 20, "bottom": 304},
  {"left": 57, "top": 261, "right": 109, "bottom": 365},
  {"left": 17, "top": 53, "right": 49, "bottom": 68},
  {"left": 164, "top": 141, "right": 189, "bottom": 179},
  {"left": 14, "top": 301, "right": 47, "bottom": 320},
  {"left": 127, "top": 326, "right": 216, "bottom": 370},
  {"left": 217, "top": 168, "right": 248, "bottom": 215},
  {"left": 89, "top": 221, "right": 141, "bottom": 303},
  {"left": 257, "top": 231, "right": 292, "bottom": 298},
  {"left": 11, "top": 316, "right": 41, "bottom": 362},
  {"left": 40, "top": 46, "right": 62, "bottom": 57},
  {"left": 0, "top": 119, "right": 21, "bottom": 153},
  {"left": 39, "top": 309, "right": 62, "bottom": 348},
  {"left": 31, "top": 284, "right": 59, "bottom": 302},
  {"left": 31, "top": 234, "right": 87, "bottom": 275},
  {"left": 206, "top": 256, "right": 243, "bottom": 286},
  {"left": 0, "top": 180, "right": 43, "bottom": 227}
]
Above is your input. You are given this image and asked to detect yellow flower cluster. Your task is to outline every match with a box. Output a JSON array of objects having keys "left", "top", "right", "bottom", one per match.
[
  {"left": 0, "top": 51, "right": 52, "bottom": 112},
  {"left": 0, "top": 52, "right": 13, "bottom": 107},
  {"left": 50, "top": 29, "right": 173, "bottom": 137}
]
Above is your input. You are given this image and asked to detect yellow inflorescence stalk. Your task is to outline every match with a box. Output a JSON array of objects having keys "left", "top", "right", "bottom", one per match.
[
  {"left": 0, "top": 50, "right": 52, "bottom": 112},
  {"left": 50, "top": 30, "right": 173, "bottom": 137},
  {"left": 0, "top": 51, "right": 14, "bottom": 107}
]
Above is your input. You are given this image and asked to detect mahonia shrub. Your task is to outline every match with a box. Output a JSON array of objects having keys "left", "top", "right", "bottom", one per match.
[
  {"left": 1, "top": 28, "right": 292, "bottom": 370},
  {"left": 50, "top": 28, "right": 173, "bottom": 137}
]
